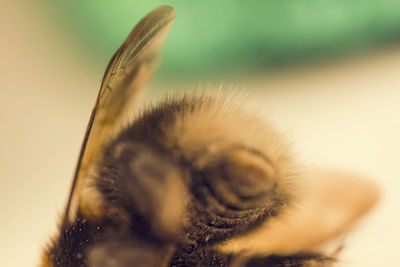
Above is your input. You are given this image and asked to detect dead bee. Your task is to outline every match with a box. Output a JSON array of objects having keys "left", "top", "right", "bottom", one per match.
[{"left": 41, "top": 5, "right": 379, "bottom": 267}]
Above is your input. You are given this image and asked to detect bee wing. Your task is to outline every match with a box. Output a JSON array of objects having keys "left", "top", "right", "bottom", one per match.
[
  {"left": 217, "top": 170, "right": 380, "bottom": 256},
  {"left": 64, "top": 6, "right": 176, "bottom": 223}
]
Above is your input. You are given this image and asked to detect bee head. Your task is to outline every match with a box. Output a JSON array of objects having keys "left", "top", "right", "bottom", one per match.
[{"left": 115, "top": 94, "right": 297, "bottom": 243}]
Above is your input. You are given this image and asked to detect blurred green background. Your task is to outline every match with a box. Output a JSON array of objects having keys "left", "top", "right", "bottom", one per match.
[{"left": 46, "top": 0, "right": 400, "bottom": 79}]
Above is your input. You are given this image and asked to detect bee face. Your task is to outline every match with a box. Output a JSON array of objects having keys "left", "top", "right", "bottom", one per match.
[
  {"left": 41, "top": 5, "right": 378, "bottom": 267},
  {"left": 105, "top": 94, "right": 294, "bottom": 237},
  {"left": 44, "top": 94, "right": 295, "bottom": 266}
]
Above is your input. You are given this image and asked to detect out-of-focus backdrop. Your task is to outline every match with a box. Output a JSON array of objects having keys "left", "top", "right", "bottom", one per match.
[{"left": 1, "top": 1, "right": 399, "bottom": 266}]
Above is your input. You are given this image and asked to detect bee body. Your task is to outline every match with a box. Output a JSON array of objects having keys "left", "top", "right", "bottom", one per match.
[
  {"left": 41, "top": 6, "right": 378, "bottom": 267},
  {"left": 45, "top": 94, "right": 300, "bottom": 266}
]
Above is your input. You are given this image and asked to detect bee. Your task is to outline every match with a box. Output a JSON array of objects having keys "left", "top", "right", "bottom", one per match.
[{"left": 41, "top": 5, "right": 379, "bottom": 267}]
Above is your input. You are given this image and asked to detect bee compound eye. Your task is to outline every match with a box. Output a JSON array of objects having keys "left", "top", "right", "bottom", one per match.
[
  {"left": 211, "top": 147, "right": 279, "bottom": 206},
  {"left": 224, "top": 156, "right": 278, "bottom": 199}
]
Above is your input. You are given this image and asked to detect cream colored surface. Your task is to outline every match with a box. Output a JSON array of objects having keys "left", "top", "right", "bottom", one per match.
[{"left": 1, "top": 2, "right": 399, "bottom": 266}]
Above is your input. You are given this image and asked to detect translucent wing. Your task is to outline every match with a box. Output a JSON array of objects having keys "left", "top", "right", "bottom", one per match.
[
  {"left": 63, "top": 6, "right": 176, "bottom": 223},
  {"left": 217, "top": 169, "right": 380, "bottom": 257}
]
